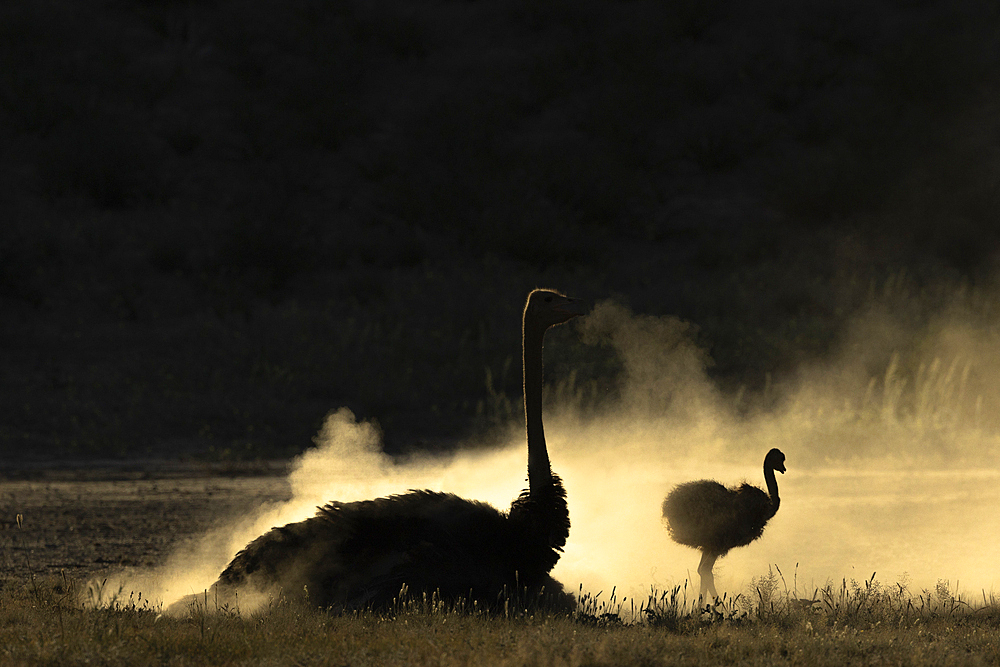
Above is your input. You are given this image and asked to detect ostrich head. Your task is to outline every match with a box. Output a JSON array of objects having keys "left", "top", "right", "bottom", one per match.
[
  {"left": 765, "top": 448, "right": 786, "bottom": 474},
  {"left": 524, "top": 289, "right": 586, "bottom": 329}
]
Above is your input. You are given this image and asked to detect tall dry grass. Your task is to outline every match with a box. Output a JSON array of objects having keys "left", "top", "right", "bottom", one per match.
[{"left": 3, "top": 566, "right": 997, "bottom": 666}]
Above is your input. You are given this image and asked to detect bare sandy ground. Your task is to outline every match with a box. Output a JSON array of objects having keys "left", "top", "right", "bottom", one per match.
[
  {"left": 5, "top": 456, "right": 1000, "bottom": 610},
  {"left": 0, "top": 464, "right": 292, "bottom": 582}
]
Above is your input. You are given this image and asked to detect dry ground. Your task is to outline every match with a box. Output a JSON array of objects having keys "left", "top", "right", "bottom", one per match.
[
  {"left": 0, "top": 465, "right": 291, "bottom": 583},
  {"left": 4, "top": 467, "right": 1000, "bottom": 666}
]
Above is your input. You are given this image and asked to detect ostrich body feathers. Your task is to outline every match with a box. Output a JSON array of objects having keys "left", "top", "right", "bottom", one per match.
[
  {"left": 217, "top": 483, "right": 569, "bottom": 611},
  {"left": 662, "top": 479, "right": 779, "bottom": 557}
]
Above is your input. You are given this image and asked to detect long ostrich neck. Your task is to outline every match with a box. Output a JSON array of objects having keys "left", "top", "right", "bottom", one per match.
[
  {"left": 764, "top": 465, "right": 780, "bottom": 510},
  {"left": 523, "top": 320, "right": 551, "bottom": 493}
]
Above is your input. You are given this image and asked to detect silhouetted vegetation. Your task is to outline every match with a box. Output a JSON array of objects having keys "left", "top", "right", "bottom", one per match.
[
  {"left": 2, "top": 570, "right": 1000, "bottom": 666},
  {"left": 2, "top": 0, "right": 999, "bottom": 459}
]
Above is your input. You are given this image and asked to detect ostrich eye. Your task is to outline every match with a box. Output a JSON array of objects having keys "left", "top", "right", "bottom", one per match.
[{"left": 544, "top": 296, "right": 552, "bottom": 303}]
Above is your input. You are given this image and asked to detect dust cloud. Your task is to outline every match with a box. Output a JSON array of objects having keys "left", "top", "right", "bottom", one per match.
[
  {"left": 108, "top": 286, "right": 1000, "bottom": 613},
  {"left": 553, "top": 291, "right": 1000, "bottom": 604}
]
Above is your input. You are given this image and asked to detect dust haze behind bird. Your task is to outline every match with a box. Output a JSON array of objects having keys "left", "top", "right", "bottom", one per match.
[{"left": 98, "top": 285, "right": 1000, "bottom": 612}]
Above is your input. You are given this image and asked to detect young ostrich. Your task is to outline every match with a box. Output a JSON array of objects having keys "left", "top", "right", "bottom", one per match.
[
  {"left": 169, "top": 289, "right": 584, "bottom": 614},
  {"left": 661, "top": 448, "right": 786, "bottom": 601}
]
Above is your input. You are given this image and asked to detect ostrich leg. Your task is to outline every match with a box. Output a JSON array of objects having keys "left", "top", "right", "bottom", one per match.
[{"left": 697, "top": 551, "right": 719, "bottom": 602}]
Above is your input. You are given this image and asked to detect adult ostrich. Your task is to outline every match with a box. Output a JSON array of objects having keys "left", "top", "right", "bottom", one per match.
[
  {"left": 661, "top": 448, "right": 786, "bottom": 601},
  {"left": 170, "top": 289, "right": 584, "bottom": 614}
]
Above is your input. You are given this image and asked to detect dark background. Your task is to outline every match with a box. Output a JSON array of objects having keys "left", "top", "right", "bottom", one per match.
[{"left": 2, "top": 0, "right": 999, "bottom": 462}]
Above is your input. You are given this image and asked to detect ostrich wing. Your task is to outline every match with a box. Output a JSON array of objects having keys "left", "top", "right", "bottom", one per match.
[{"left": 215, "top": 490, "right": 527, "bottom": 610}]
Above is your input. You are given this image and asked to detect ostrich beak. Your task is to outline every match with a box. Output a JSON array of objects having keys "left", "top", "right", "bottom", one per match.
[
  {"left": 556, "top": 297, "right": 587, "bottom": 319},
  {"left": 776, "top": 463, "right": 786, "bottom": 474}
]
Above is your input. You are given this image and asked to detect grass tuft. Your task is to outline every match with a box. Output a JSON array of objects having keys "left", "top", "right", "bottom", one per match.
[{"left": 4, "top": 569, "right": 1000, "bottom": 665}]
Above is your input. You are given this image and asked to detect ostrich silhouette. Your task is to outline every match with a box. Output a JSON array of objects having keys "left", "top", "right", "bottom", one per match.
[
  {"left": 661, "top": 448, "right": 786, "bottom": 601},
  {"left": 169, "top": 289, "right": 584, "bottom": 614}
]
